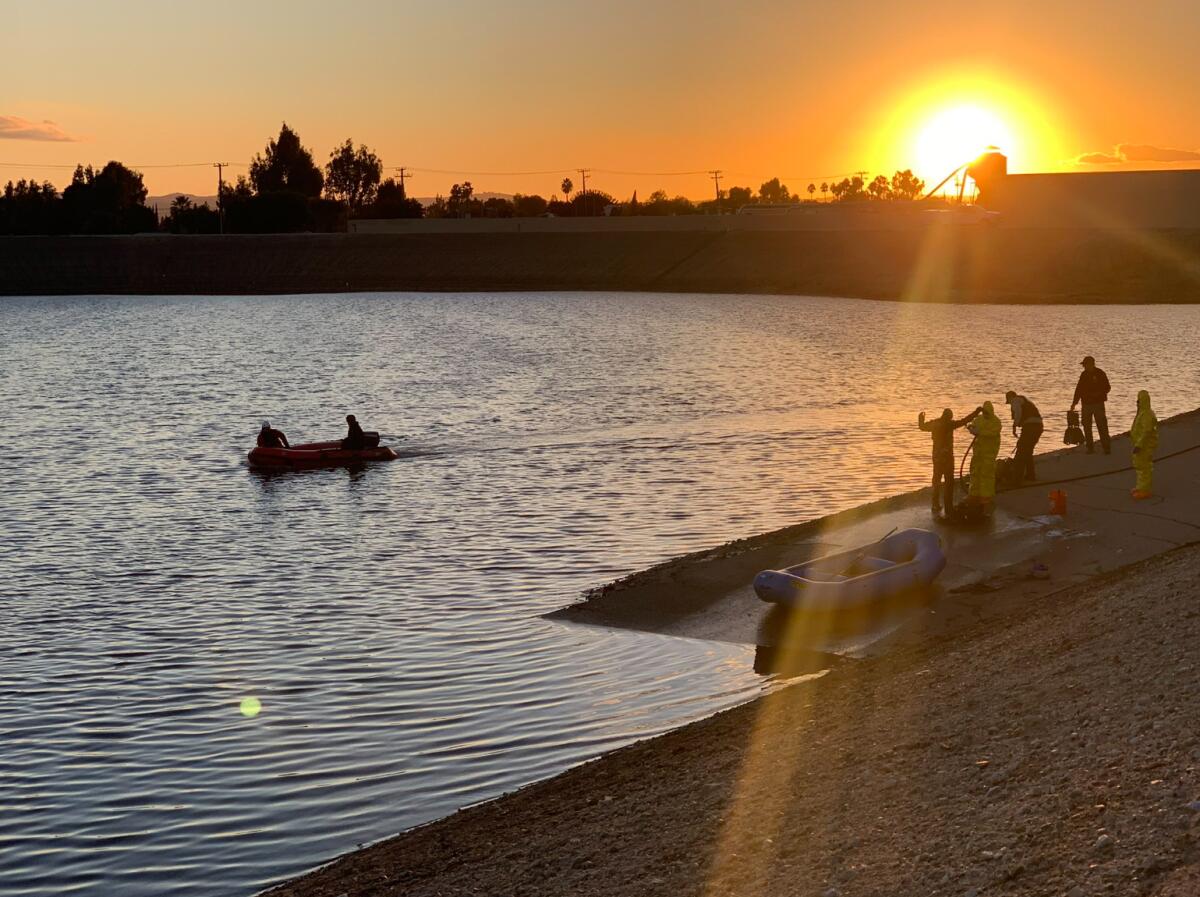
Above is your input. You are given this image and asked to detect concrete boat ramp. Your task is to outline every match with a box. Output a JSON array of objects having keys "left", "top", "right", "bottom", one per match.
[{"left": 549, "top": 409, "right": 1200, "bottom": 666}]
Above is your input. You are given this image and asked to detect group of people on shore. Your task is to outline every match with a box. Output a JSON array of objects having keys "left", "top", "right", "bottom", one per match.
[{"left": 919, "top": 355, "right": 1160, "bottom": 520}]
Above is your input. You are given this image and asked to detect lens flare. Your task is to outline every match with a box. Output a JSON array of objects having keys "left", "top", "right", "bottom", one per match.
[{"left": 239, "top": 696, "right": 262, "bottom": 718}]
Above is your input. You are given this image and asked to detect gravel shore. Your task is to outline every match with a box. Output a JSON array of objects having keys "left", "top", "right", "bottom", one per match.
[{"left": 268, "top": 541, "right": 1200, "bottom": 896}]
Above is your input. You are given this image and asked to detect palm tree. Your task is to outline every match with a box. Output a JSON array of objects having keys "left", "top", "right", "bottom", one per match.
[
  {"left": 820, "top": 181, "right": 829, "bottom": 202},
  {"left": 807, "top": 183, "right": 816, "bottom": 202},
  {"left": 561, "top": 177, "right": 573, "bottom": 202}
]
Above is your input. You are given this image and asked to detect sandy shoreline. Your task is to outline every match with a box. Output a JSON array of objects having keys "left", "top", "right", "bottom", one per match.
[
  {"left": 268, "top": 544, "right": 1200, "bottom": 896},
  {"left": 266, "top": 411, "right": 1200, "bottom": 896}
]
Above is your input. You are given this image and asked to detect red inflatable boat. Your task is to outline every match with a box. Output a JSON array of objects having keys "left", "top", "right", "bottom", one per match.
[{"left": 247, "top": 435, "right": 398, "bottom": 469}]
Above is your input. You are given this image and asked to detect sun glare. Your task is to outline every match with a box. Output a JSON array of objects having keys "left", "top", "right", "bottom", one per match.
[
  {"left": 867, "top": 69, "right": 1066, "bottom": 189},
  {"left": 915, "top": 104, "right": 1015, "bottom": 185}
]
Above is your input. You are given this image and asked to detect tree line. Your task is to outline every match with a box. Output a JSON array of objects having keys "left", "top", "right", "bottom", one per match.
[{"left": 1, "top": 122, "right": 929, "bottom": 235}]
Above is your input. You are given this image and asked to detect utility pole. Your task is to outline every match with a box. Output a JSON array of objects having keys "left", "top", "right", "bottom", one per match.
[
  {"left": 394, "top": 166, "right": 411, "bottom": 197},
  {"left": 577, "top": 168, "right": 590, "bottom": 215},
  {"left": 709, "top": 169, "right": 723, "bottom": 213},
  {"left": 213, "top": 162, "right": 229, "bottom": 234}
]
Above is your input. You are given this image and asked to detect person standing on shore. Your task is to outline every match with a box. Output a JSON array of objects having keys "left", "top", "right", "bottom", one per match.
[
  {"left": 1005, "top": 391, "right": 1043, "bottom": 482},
  {"left": 919, "top": 407, "right": 980, "bottom": 516},
  {"left": 1071, "top": 355, "right": 1112, "bottom": 454},
  {"left": 1131, "top": 389, "right": 1158, "bottom": 499},
  {"left": 966, "top": 400, "right": 1002, "bottom": 509}
]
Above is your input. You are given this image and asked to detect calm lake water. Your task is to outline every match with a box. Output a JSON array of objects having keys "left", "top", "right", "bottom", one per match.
[{"left": 3, "top": 292, "right": 1199, "bottom": 896}]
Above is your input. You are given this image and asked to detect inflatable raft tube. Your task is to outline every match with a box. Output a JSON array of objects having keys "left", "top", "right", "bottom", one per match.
[
  {"left": 247, "top": 440, "right": 398, "bottom": 469},
  {"left": 753, "top": 527, "right": 946, "bottom": 612}
]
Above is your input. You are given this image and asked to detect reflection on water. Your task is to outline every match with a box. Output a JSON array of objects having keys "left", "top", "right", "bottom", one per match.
[{"left": 2, "top": 292, "right": 1199, "bottom": 897}]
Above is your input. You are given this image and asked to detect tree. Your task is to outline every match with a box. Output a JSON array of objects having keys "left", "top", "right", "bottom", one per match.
[
  {"left": 446, "top": 181, "right": 478, "bottom": 217},
  {"left": 570, "top": 189, "right": 616, "bottom": 216},
  {"left": 830, "top": 175, "right": 865, "bottom": 202},
  {"left": 758, "top": 177, "right": 792, "bottom": 203},
  {"left": 324, "top": 139, "right": 382, "bottom": 212},
  {"left": 512, "top": 193, "right": 548, "bottom": 216},
  {"left": 368, "top": 178, "right": 423, "bottom": 218},
  {"left": 560, "top": 177, "right": 573, "bottom": 201},
  {"left": 890, "top": 169, "right": 926, "bottom": 201},
  {"left": 249, "top": 123, "right": 323, "bottom": 197},
  {"left": 726, "top": 185, "right": 752, "bottom": 208},
  {"left": 162, "top": 195, "right": 220, "bottom": 234},
  {"left": 482, "top": 196, "right": 515, "bottom": 218},
  {"left": 820, "top": 181, "right": 829, "bottom": 201},
  {"left": 642, "top": 189, "right": 695, "bottom": 216},
  {"left": 867, "top": 174, "right": 892, "bottom": 200},
  {"left": 61, "top": 161, "right": 156, "bottom": 233},
  {"left": 807, "top": 183, "right": 816, "bottom": 201},
  {"left": 0, "top": 179, "right": 60, "bottom": 234}
]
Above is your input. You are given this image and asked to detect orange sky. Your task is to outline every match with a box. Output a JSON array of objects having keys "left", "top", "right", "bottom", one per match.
[{"left": 4, "top": 0, "right": 1199, "bottom": 199}]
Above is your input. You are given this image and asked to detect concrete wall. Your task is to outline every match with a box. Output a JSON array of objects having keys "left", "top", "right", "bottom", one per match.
[
  {"left": 349, "top": 205, "right": 958, "bottom": 235},
  {"left": 5, "top": 228, "right": 1200, "bottom": 303}
]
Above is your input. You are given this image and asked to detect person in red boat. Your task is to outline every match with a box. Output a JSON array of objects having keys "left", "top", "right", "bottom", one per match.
[
  {"left": 257, "top": 420, "right": 290, "bottom": 449},
  {"left": 341, "top": 414, "right": 366, "bottom": 450}
]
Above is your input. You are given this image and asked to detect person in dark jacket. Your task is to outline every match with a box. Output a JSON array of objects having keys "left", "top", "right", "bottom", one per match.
[
  {"left": 341, "top": 414, "right": 366, "bottom": 450},
  {"left": 1070, "top": 355, "right": 1111, "bottom": 454},
  {"left": 1005, "top": 391, "right": 1043, "bottom": 482},
  {"left": 257, "top": 420, "right": 289, "bottom": 448},
  {"left": 919, "top": 407, "right": 980, "bottom": 515}
]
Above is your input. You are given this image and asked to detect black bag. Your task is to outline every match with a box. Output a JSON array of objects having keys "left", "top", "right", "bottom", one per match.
[
  {"left": 1063, "top": 410, "right": 1084, "bottom": 446},
  {"left": 996, "top": 457, "right": 1022, "bottom": 489}
]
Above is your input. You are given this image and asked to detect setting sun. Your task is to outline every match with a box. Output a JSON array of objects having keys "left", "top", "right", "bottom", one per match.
[
  {"left": 866, "top": 68, "right": 1069, "bottom": 189},
  {"left": 914, "top": 104, "right": 1015, "bottom": 188}
]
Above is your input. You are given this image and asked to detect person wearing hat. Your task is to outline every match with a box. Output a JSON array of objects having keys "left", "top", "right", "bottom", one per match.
[
  {"left": 257, "top": 420, "right": 290, "bottom": 448},
  {"left": 1070, "top": 355, "right": 1111, "bottom": 454}
]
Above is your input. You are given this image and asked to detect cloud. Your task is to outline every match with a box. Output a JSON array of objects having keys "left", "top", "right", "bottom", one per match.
[
  {"left": 1076, "top": 143, "right": 1200, "bottom": 165},
  {"left": 1118, "top": 143, "right": 1200, "bottom": 163},
  {"left": 0, "top": 115, "right": 78, "bottom": 142},
  {"left": 1076, "top": 151, "right": 1123, "bottom": 164}
]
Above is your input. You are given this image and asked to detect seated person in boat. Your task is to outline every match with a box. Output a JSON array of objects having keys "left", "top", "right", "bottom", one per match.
[
  {"left": 257, "top": 420, "right": 289, "bottom": 448},
  {"left": 342, "top": 414, "right": 366, "bottom": 450}
]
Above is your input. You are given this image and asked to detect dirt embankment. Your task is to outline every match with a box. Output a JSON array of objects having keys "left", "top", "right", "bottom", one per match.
[
  {"left": 4, "top": 227, "right": 1200, "bottom": 302},
  {"left": 267, "top": 542, "right": 1200, "bottom": 897}
]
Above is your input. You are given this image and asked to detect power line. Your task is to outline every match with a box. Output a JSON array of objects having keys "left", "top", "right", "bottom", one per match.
[
  {"left": 409, "top": 166, "right": 576, "bottom": 177},
  {"left": 0, "top": 160, "right": 247, "bottom": 170},
  {"left": 592, "top": 168, "right": 711, "bottom": 177}
]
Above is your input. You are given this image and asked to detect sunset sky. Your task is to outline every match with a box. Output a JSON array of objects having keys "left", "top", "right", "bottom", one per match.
[{"left": 4, "top": 0, "right": 1199, "bottom": 200}]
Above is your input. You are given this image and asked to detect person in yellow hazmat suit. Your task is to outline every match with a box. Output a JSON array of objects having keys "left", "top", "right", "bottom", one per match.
[
  {"left": 966, "top": 400, "right": 1003, "bottom": 509},
  {"left": 1131, "top": 389, "right": 1158, "bottom": 499}
]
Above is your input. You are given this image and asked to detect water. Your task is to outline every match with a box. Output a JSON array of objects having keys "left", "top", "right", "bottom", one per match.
[{"left": 2, "top": 292, "right": 1198, "bottom": 896}]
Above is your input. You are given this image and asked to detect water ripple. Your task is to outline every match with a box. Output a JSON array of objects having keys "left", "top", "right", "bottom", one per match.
[{"left": 2, "top": 292, "right": 1199, "bottom": 896}]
